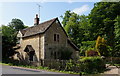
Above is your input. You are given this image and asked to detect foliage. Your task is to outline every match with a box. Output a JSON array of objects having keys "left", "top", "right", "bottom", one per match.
[
  {"left": 2, "top": 18, "right": 28, "bottom": 59},
  {"left": 95, "top": 36, "right": 110, "bottom": 57},
  {"left": 58, "top": 47, "right": 73, "bottom": 60},
  {"left": 2, "top": 25, "right": 17, "bottom": 58},
  {"left": 64, "top": 12, "right": 83, "bottom": 48},
  {"left": 88, "top": 2, "right": 120, "bottom": 56},
  {"left": 114, "top": 15, "right": 120, "bottom": 57},
  {"left": 65, "top": 57, "right": 105, "bottom": 74},
  {"left": 61, "top": 10, "right": 72, "bottom": 27},
  {"left": 61, "top": 3, "right": 120, "bottom": 57},
  {"left": 80, "top": 41, "right": 96, "bottom": 56},
  {"left": 85, "top": 49, "right": 100, "bottom": 57},
  {"left": 61, "top": 11, "right": 90, "bottom": 48},
  {"left": 65, "top": 59, "right": 75, "bottom": 71},
  {"left": 80, "top": 57, "right": 105, "bottom": 73},
  {"left": 8, "top": 18, "right": 26, "bottom": 31}
]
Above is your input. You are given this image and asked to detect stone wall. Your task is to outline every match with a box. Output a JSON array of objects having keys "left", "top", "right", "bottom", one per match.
[
  {"left": 17, "top": 31, "right": 23, "bottom": 44},
  {"left": 20, "top": 34, "right": 42, "bottom": 63},
  {"left": 44, "top": 20, "right": 78, "bottom": 59},
  {"left": 40, "top": 34, "right": 45, "bottom": 60},
  {"left": 67, "top": 43, "right": 79, "bottom": 59},
  {"left": 44, "top": 20, "right": 68, "bottom": 59}
]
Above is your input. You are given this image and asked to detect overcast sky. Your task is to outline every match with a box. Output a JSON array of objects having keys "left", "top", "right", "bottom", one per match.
[{"left": 0, "top": 2, "right": 97, "bottom": 26}]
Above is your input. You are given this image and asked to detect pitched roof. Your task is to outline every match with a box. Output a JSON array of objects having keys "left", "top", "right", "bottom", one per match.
[
  {"left": 24, "top": 45, "right": 35, "bottom": 52},
  {"left": 67, "top": 39, "right": 79, "bottom": 51},
  {"left": 21, "top": 17, "right": 57, "bottom": 37}
]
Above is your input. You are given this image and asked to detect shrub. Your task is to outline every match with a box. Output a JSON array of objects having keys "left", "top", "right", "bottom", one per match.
[
  {"left": 65, "top": 57, "right": 105, "bottom": 74},
  {"left": 58, "top": 47, "right": 73, "bottom": 60},
  {"left": 95, "top": 36, "right": 110, "bottom": 57},
  {"left": 85, "top": 48, "right": 100, "bottom": 57},
  {"left": 79, "top": 57, "right": 105, "bottom": 73},
  {"left": 65, "top": 59, "right": 74, "bottom": 71}
]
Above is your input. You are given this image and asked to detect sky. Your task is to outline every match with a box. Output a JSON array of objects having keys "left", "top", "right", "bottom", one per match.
[{"left": 0, "top": 2, "right": 97, "bottom": 26}]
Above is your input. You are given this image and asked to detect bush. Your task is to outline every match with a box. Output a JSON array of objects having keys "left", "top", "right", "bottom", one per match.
[
  {"left": 65, "top": 59, "right": 75, "bottom": 71},
  {"left": 79, "top": 57, "right": 105, "bottom": 73},
  {"left": 58, "top": 47, "right": 73, "bottom": 60},
  {"left": 65, "top": 57, "right": 105, "bottom": 74},
  {"left": 85, "top": 48, "right": 100, "bottom": 57}
]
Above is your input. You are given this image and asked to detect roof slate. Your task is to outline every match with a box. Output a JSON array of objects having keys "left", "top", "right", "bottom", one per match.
[{"left": 21, "top": 17, "right": 57, "bottom": 37}]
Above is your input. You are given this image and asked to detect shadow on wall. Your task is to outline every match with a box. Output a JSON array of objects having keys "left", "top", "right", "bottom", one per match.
[{"left": 11, "top": 51, "right": 39, "bottom": 66}]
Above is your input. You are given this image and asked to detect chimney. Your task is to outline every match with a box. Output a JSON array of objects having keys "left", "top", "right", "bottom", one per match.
[{"left": 34, "top": 14, "right": 39, "bottom": 25}]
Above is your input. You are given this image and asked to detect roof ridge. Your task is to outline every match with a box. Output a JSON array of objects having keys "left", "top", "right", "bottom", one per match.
[
  {"left": 22, "top": 17, "right": 57, "bottom": 31},
  {"left": 38, "top": 17, "right": 57, "bottom": 26}
]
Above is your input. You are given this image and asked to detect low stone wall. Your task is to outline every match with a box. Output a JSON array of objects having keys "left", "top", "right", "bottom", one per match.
[{"left": 105, "top": 57, "right": 120, "bottom": 64}]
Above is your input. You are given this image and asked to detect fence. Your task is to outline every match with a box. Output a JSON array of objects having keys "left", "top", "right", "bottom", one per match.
[
  {"left": 39, "top": 58, "right": 105, "bottom": 73},
  {"left": 43, "top": 59, "right": 66, "bottom": 70},
  {"left": 42, "top": 59, "right": 83, "bottom": 72},
  {"left": 105, "top": 57, "right": 120, "bottom": 64}
]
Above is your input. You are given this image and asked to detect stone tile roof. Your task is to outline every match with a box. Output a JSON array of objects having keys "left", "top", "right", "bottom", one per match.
[
  {"left": 67, "top": 39, "right": 79, "bottom": 51},
  {"left": 24, "top": 45, "right": 35, "bottom": 52},
  {"left": 21, "top": 17, "right": 57, "bottom": 37}
]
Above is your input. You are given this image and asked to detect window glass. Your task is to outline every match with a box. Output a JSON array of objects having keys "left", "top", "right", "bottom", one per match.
[
  {"left": 54, "top": 34, "right": 59, "bottom": 42},
  {"left": 57, "top": 34, "right": 59, "bottom": 42},
  {"left": 54, "top": 34, "right": 56, "bottom": 41}
]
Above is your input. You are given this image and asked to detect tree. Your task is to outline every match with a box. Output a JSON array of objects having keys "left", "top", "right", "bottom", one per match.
[
  {"left": 2, "top": 18, "right": 28, "bottom": 60},
  {"left": 64, "top": 12, "right": 84, "bottom": 48},
  {"left": 95, "top": 36, "right": 103, "bottom": 49},
  {"left": 89, "top": 2, "right": 120, "bottom": 55},
  {"left": 95, "top": 36, "right": 110, "bottom": 57},
  {"left": 61, "top": 11, "right": 93, "bottom": 56},
  {"left": 114, "top": 15, "right": 120, "bottom": 56},
  {"left": 2, "top": 25, "right": 16, "bottom": 59},
  {"left": 61, "top": 10, "right": 72, "bottom": 27},
  {"left": 8, "top": 18, "right": 25, "bottom": 31},
  {"left": 62, "top": 11, "right": 90, "bottom": 48}
]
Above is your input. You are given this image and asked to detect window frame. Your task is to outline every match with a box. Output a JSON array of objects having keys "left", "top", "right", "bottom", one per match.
[{"left": 54, "top": 33, "right": 60, "bottom": 42}]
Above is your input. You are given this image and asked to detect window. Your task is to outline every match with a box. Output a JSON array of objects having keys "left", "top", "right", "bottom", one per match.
[
  {"left": 54, "top": 34, "right": 56, "bottom": 41},
  {"left": 57, "top": 34, "right": 59, "bottom": 42},
  {"left": 54, "top": 34, "right": 59, "bottom": 42}
]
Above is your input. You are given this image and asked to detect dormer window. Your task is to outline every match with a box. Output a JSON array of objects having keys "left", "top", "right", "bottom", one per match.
[{"left": 54, "top": 34, "right": 59, "bottom": 42}]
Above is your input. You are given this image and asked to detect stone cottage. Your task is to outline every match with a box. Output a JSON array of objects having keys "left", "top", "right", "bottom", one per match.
[{"left": 15, "top": 14, "right": 79, "bottom": 65}]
